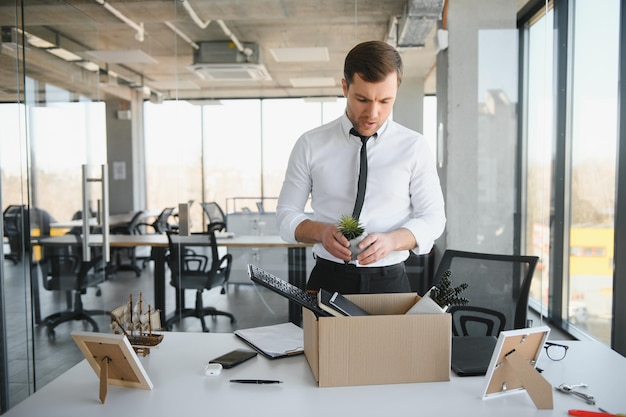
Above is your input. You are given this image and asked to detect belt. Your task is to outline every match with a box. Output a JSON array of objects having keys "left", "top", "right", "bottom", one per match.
[{"left": 315, "top": 257, "right": 404, "bottom": 274}]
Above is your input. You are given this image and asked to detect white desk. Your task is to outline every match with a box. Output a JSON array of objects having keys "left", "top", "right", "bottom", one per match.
[
  {"left": 35, "top": 234, "right": 311, "bottom": 324},
  {"left": 4, "top": 332, "right": 625, "bottom": 416},
  {"left": 49, "top": 210, "right": 163, "bottom": 230}
]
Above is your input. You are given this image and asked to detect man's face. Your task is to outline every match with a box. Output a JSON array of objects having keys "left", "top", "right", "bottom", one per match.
[{"left": 342, "top": 72, "right": 398, "bottom": 137}]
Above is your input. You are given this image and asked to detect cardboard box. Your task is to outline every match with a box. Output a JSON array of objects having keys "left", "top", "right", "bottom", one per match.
[{"left": 303, "top": 292, "right": 451, "bottom": 387}]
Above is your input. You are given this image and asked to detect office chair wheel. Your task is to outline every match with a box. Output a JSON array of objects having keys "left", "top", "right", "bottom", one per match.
[{"left": 46, "top": 328, "right": 56, "bottom": 339}]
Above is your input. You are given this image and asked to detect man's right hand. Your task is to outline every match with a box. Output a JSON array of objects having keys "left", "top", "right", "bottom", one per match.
[
  {"left": 295, "top": 220, "right": 352, "bottom": 261},
  {"left": 321, "top": 224, "right": 352, "bottom": 261}
]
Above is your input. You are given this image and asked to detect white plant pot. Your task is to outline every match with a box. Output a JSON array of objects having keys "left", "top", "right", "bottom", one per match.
[{"left": 348, "top": 232, "right": 368, "bottom": 260}]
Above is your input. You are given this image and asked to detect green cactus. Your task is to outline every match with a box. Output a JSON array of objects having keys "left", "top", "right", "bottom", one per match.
[{"left": 337, "top": 215, "right": 365, "bottom": 240}]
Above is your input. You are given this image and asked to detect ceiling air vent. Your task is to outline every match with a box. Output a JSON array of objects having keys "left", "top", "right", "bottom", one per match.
[{"left": 189, "top": 41, "right": 272, "bottom": 82}]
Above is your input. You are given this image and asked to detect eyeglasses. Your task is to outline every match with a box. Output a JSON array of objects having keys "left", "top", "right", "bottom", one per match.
[{"left": 544, "top": 342, "right": 569, "bottom": 361}]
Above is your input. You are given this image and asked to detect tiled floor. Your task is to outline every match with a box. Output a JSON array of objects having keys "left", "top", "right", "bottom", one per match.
[{"left": 2, "top": 256, "right": 289, "bottom": 410}]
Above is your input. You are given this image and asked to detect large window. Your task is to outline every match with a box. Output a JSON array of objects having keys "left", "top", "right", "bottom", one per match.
[
  {"left": 144, "top": 98, "right": 346, "bottom": 220},
  {"left": 1, "top": 81, "right": 106, "bottom": 223},
  {"left": 522, "top": 0, "right": 620, "bottom": 346},
  {"left": 566, "top": 0, "right": 619, "bottom": 342},
  {"left": 524, "top": 5, "right": 554, "bottom": 324}
]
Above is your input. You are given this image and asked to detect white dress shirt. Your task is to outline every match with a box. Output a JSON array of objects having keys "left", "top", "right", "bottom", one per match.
[{"left": 277, "top": 113, "right": 446, "bottom": 267}]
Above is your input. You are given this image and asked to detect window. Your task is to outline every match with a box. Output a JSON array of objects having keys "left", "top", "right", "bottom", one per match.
[
  {"left": 524, "top": 4, "right": 554, "bottom": 326},
  {"left": 144, "top": 98, "right": 346, "bottom": 219},
  {"left": 521, "top": 0, "right": 620, "bottom": 345}
]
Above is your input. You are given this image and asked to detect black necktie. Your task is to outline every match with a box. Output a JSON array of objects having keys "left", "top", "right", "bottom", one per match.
[{"left": 350, "top": 128, "right": 371, "bottom": 220}]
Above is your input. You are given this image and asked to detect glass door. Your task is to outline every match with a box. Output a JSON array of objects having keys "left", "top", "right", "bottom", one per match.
[{"left": 0, "top": 1, "right": 108, "bottom": 410}]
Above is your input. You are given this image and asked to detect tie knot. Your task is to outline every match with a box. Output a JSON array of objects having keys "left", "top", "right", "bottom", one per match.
[{"left": 350, "top": 128, "right": 371, "bottom": 144}]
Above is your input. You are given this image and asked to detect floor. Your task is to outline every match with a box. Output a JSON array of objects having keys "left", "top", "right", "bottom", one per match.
[{"left": 2, "top": 254, "right": 289, "bottom": 410}]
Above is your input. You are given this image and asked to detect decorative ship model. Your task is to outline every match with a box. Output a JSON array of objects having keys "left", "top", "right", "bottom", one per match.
[{"left": 110, "top": 293, "right": 164, "bottom": 356}]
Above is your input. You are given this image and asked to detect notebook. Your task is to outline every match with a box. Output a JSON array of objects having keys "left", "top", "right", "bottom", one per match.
[
  {"left": 234, "top": 322, "right": 304, "bottom": 359},
  {"left": 317, "top": 289, "right": 345, "bottom": 317},
  {"left": 317, "top": 288, "right": 371, "bottom": 317},
  {"left": 451, "top": 336, "right": 498, "bottom": 376}
]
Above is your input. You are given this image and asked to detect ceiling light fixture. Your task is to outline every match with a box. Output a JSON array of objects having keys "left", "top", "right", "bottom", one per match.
[
  {"left": 290, "top": 77, "right": 335, "bottom": 88},
  {"left": 47, "top": 48, "right": 82, "bottom": 61},
  {"left": 303, "top": 97, "right": 338, "bottom": 103},
  {"left": 270, "top": 47, "right": 329, "bottom": 63},
  {"left": 25, "top": 34, "right": 55, "bottom": 49},
  {"left": 75, "top": 61, "right": 100, "bottom": 72}
]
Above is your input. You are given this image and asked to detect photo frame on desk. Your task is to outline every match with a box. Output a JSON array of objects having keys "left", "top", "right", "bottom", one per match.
[
  {"left": 71, "top": 331, "right": 153, "bottom": 404},
  {"left": 482, "top": 326, "right": 553, "bottom": 409}
]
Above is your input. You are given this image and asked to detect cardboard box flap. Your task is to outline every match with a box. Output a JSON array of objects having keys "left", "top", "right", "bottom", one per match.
[
  {"left": 303, "top": 309, "right": 320, "bottom": 381},
  {"left": 345, "top": 293, "right": 419, "bottom": 315}
]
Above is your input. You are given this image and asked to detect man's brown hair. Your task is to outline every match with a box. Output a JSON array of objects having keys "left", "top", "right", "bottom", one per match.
[{"left": 343, "top": 40, "right": 403, "bottom": 87}]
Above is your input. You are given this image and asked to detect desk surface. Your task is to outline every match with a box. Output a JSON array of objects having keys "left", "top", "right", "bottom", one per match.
[
  {"left": 49, "top": 211, "right": 161, "bottom": 230},
  {"left": 36, "top": 234, "right": 310, "bottom": 248},
  {"left": 4, "top": 332, "right": 625, "bottom": 416},
  {"left": 35, "top": 234, "right": 311, "bottom": 324}
]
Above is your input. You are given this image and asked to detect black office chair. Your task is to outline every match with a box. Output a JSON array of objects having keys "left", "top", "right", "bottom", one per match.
[
  {"left": 134, "top": 207, "right": 175, "bottom": 267},
  {"left": 432, "top": 250, "right": 539, "bottom": 333},
  {"left": 448, "top": 305, "right": 507, "bottom": 337},
  {"left": 3, "top": 204, "right": 26, "bottom": 264},
  {"left": 67, "top": 209, "right": 98, "bottom": 235},
  {"left": 3, "top": 205, "right": 55, "bottom": 263},
  {"left": 138, "top": 207, "right": 175, "bottom": 234},
  {"left": 165, "top": 222, "right": 236, "bottom": 332},
  {"left": 38, "top": 237, "right": 109, "bottom": 338},
  {"left": 109, "top": 210, "right": 147, "bottom": 277},
  {"left": 201, "top": 202, "right": 227, "bottom": 230}
]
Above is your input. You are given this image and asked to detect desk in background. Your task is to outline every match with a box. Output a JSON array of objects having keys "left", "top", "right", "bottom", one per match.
[
  {"left": 35, "top": 234, "right": 311, "bottom": 324},
  {"left": 3, "top": 332, "right": 624, "bottom": 416},
  {"left": 153, "top": 234, "right": 311, "bottom": 325},
  {"left": 49, "top": 210, "right": 162, "bottom": 231}
]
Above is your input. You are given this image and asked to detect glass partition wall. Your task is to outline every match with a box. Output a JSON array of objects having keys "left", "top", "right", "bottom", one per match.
[{"left": 0, "top": 1, "right": 172, "bottom": 411}]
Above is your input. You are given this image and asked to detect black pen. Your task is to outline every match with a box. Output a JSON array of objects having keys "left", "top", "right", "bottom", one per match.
[{"left": 230, "top": 379, "right": 283, "bottom": 384}]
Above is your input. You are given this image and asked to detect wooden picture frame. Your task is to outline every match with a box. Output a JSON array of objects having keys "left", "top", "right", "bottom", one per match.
[
  {"left": 481, "top": 325, "right": 553, "bottom": 409},
  {"left": 71, "top": 331, "right": 153, "bottom": 403}
]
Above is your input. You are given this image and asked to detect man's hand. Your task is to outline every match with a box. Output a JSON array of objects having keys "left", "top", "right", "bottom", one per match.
[
  {"left": 356, "top": 228, "right": 417, "bottom": 265},
  {"left": 294, "top": 220, "right": 352, "bottom": 261},
  {"left": 321, "top": 224, "right": 352, "bottom": 261},
  {"left": 295, "top": 221, "right": 416, "bottom": 264}
]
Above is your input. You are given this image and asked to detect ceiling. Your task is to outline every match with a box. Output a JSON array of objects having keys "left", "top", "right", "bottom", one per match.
[{"left": 0, "top": 0, "right": 530, "bottom": 103}]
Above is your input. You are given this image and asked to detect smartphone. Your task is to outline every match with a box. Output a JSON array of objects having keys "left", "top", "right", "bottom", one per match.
[{"left": 209, "top": 349, "right": 258, "bottom": 369}]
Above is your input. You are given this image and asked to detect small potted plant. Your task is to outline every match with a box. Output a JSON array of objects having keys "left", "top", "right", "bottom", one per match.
[
  {"left": 407, "top": 270, "right": 469, "bottom": 314},
  {"left": 337, "top": 214, "right": 367, "bottom": 260}
]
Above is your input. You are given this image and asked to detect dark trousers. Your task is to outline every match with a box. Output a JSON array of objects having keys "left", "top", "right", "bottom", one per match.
[{"left": 307, "top": 257, "right": 411, "bottom": 294}]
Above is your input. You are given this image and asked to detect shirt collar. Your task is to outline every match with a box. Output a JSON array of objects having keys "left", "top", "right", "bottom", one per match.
[{"left": 341, "top": 112, "right": 389, "bottom": 141}]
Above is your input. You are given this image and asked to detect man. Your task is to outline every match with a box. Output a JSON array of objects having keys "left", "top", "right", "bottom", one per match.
[{"left": 277, "top": 40, "right": 445, "bottom": 294}]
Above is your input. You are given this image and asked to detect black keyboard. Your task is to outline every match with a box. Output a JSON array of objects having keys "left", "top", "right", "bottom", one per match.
[{"left": 247, "top": 264, "right": 332, "bottom": 317}]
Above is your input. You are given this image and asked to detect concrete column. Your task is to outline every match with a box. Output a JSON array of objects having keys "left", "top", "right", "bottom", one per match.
[
  {"left": 436, "top": 0, "right": 518, "bottom": 255},
  {"left": 105, "top": 91, "right": 146, "bottom": 214},
  {"left": 394, "top": 76, "right": 425, "bottom": 134}
]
